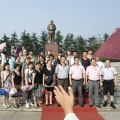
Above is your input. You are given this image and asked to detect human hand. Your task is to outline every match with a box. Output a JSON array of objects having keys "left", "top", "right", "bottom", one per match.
[
  {"left": 54, "top": 85, "right": 74, "bottom": 116},
  {"left": 32, "top": 84, "right": 34, "bottom": 88},
  {"left": 83, "top": 81, "right": 85, "bottom": 85}
]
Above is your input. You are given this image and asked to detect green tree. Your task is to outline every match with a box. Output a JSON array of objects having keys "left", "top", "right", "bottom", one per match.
[
  {"left": 39, "top": 31, "right": 48, "bottom": 53},
  {"left": 74, "top": 36, "right": 86, "bottom": 55},
  {"left": 31, "top": 32, "right": 40, "bottom": 55},
  {"left": 20, "top": 30, "right": 31, "bottom": 54},
  {"left": 87, "top": 36, "right": 102, "bottom": 53},
  {"left": 54, "top": 30, "right": 63, "bottom": 51},
  {"left": 10, "top": 32, "right": 19, "bottom": 46},
  {"left": 1, "top": 34, "right": 10, "bottom": 55},
  {"left": 103, "top": 33, "right": 109, "bottom": 42},
  {"left": 63, "top": 33, "right": 75, "bottom": 52}
]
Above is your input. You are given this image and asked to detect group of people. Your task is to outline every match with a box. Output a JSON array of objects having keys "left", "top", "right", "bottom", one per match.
[{"left": 0, "top": 46, "right": 118, "bottom": 112}]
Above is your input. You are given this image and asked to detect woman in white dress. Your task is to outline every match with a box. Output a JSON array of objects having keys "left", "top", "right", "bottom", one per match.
[{"left": 1, "top": 63, "right": 11, "bottom": 108}]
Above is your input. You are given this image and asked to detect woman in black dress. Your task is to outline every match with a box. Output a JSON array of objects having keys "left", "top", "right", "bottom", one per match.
[
  {"left": 43, "top": 60, "right": 56, "bottom": 107},
  {"left": 32, "top": 62, "right": 43, "bottom": 108},
  {"left": 11, "top": 64, "right": 22, "bottom": 108}
]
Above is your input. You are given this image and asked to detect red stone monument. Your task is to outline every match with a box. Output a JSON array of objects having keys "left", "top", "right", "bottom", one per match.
[{"left": 45, "top": 43, "right": 58, "bottom": 57}]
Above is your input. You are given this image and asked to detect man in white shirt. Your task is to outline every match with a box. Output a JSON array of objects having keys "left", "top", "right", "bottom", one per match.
[
  {"left": 95, "top": 57, "right": 104, "bottom": 70},
  {"left": 101, "top": 60, "right": 117, "bottom": 109},
  {"left": 70, "top": 51, "right": 81, "bottom": 66},
  {"left": 86, "top": 58, "right": 102, "bottom": 108},
  {"left": 69, "top": 57, "right": 85, "bottom": 107},
  {"left": 66, "top": 50, "right": 74, "bottom": 66}
]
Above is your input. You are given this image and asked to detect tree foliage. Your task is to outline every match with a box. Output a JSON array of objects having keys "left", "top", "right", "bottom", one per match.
[{"left": 0, "top": 29, "right": 107, "bottom": 56}]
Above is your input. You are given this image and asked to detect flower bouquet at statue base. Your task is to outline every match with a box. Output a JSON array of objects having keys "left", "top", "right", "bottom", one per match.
[
  {"left": 20, "top": 85, "right": 33, "bottom": 92},
  {"left": 0, "top": 88, "right": 9, "bottom": 96}
]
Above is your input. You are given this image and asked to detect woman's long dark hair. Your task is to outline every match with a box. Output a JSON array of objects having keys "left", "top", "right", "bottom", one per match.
[{"left": 3, "top": 63, "right": 10, "bottom": 71}]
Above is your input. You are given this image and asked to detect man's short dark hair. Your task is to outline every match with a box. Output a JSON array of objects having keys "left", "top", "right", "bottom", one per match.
[
  {"left": 83, "top": 50, "right": 88, "bottom": 53},
  {"left": 73, "top": 50, "right": 77, "bottom": 53},
  {"left": 49, "top": 54, "right": 54, "bottom": 59},
  {"left": 105, "top": 59, "right": 111, "bottom": 62},
  {"left": 91, "top": 58, "right": 96, "bottom": 62},
  {"left": 88, "top": 49, "right": 93, "bottom": 52},
  {"left": 60, "top": 55, "right": 66, "bottom": 61},
  {"left": 28, "top": 62, "right": 34, "bottom": 66},
  {"left": 74, "top": 57, "right": 79, "bottom": 60},
  {"left": 67, "top": 50, "right": 71, "bottom": 52}
]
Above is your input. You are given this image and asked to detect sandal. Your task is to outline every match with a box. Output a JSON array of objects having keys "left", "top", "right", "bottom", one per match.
[
  {"left": 49, "top": 104, "right": 54, "bottom": 107},
  {"left": 46, "top": 104, "right": 49, "bottom": 107},
  {"left": 35, "top": 105, "right": 39, "bottom": 108},
  {"left": 37, "top": 104, "right": 42, "bottom": 107},
  {"left": 3, "top": 104, "right": 9, "bottom": 109},
  {"left": 14, "top": 104, "right": 19, "bottom": 108},
  {"left": 17, "top": 104, "right": 22, "bottom": 106}
]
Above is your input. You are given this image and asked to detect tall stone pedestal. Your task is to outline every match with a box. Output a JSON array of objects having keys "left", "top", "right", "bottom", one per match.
[{"left": 45, "top": 43, "right": 58, "bottom": 57}]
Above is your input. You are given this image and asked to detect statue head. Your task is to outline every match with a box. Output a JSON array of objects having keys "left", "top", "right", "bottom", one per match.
[{"left": 50, "top": 20, "right": 53, "bottom": 24}]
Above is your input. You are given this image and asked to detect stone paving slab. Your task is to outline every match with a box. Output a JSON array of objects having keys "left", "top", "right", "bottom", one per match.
[{"left": 0, "top": 111, "right": 41, "bottom": 120}]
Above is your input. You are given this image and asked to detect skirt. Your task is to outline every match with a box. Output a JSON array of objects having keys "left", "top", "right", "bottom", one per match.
[
  {"left": 4, "top": 81, "right": 11, "bottom": 93},
  {"left": 32, "top": 84, "right": 43, "bottom": 97}
]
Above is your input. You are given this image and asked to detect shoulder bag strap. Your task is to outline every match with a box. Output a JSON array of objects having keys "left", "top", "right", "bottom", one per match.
[{"left": 3, "top": 71, "right": 10, "bottom": 84}]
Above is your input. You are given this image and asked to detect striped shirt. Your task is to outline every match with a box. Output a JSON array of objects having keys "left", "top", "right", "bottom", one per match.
[
  {"left": 69, "top": 65, "right": 85, "bottom": 80},
  {"left": 101, "top": 66, "right": 117, "bottom": 80},
  {"left": 86, "top": 65, "right": 100, "bottom": 80}
]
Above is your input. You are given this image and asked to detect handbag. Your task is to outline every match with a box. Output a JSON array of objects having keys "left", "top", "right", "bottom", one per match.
[
  {"left": 21, "top": 85, "right": 33, "bottom": 92},
  {"left": 9, "top": 88, "right": 17, "bottom": 96},
  {"left": 44, "top": 70, "right": 53, "bottom": 86}
]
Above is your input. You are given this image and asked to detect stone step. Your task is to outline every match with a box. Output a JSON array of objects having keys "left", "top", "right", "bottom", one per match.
[
  {"left": 0, "top": 95, "right": 120, "bottom": 104},
  {"left": 0, "top": 103, "right": 42, "bottom": 112},
  {"left": 97, "top": 104, "right": 120, "bottom": 112}
]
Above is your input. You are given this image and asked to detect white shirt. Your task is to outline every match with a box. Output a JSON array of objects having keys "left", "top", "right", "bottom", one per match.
[
  {"left": 64, "top": 113, "right": 79, "bottom": 120},
  {"left": 96, "top": 61, "right": 104, "bottom": 70},
  {"left": 101, "top": 66, "right": 117, "bottom": 80},
  {"left": 69, "top": 65, "right": 85, "bottom": 80},
  {"left": 70, "top": 58, "right": 81, "bottom": 66},
  {"left": 86, "top": 65, "right": 100, "bottom": 80}
]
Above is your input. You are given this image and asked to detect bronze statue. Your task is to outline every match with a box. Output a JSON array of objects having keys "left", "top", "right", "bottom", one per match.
[{"left": 47, "top": 20, "right": 56, "bottom": 43}]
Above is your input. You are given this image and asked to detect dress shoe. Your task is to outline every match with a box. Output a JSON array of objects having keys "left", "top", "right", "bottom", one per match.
[{"left": 89, "top": 105, "right": 94, "bottom": 107}]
